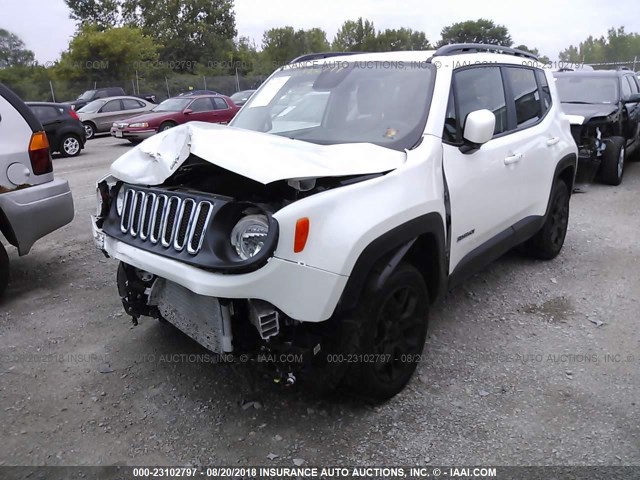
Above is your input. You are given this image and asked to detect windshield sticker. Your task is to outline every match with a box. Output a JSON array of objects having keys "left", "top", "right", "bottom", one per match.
[{"left": 249, "top": 76, "right": 291, "bottom": 107}]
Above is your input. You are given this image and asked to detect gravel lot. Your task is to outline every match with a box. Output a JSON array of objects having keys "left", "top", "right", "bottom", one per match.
[{"left": 1, "top": 135, "right": 639, "bottom": 467}]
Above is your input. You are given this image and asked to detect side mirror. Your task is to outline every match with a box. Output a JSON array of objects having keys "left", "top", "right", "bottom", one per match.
[
  {"left": 461, "top": 109, "right": 495, "bottom": 153},
  {"left": 184, "top": 109, "right": 193, "bottom": 114},
  {"left": 623, "top": 93, "right": 640, "bottom": 103}
]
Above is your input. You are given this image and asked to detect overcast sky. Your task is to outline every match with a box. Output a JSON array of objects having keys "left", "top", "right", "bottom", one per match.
[{"left": 2, "top": 0, "right": 639, "bottom": 63}]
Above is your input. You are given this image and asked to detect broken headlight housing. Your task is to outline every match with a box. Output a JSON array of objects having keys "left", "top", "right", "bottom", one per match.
[{"left": 230, "top": 214, "right": 270, "bottom": 260}]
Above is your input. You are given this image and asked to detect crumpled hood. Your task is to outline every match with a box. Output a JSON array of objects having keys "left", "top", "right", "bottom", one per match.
[
  {"left": 110, "top": 122, "right": 406, "bottom": 185},
  {"left": 561, "top": 103, "right": 618, "bottom": 125}
]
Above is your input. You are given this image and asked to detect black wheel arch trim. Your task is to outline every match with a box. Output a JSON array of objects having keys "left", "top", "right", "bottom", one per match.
[
  {"left": 554, "top": 152, "right": 578, "bottom": 192},
  {"left": 335, "top": 212, "right": 447, "bottom": 315}
]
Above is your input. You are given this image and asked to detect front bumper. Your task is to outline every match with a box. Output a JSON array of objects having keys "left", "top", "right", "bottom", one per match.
[
  {"left": 110, "top": 127, "right": 157, "bottom": 140},
  {"left": 0, "top": 178, "right": 74, "bottom": 255},
  {"left": 92, "top": 222, "right": 348, "bottom": 322}
]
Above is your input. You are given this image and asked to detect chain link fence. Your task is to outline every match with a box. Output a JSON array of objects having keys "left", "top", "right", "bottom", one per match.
[{"left": 1, "top": 71, "right": 267, "bottom": 103}]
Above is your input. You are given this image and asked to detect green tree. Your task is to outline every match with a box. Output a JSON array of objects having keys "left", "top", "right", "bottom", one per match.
[
  {"left": 438, "top": 19, "right": 512, "bottom": 47},
  {"left": 261, "top": 26, "right": 330, "bottom": 68},
  {"left": 64, "top": 0, "right": 123, "bottom": 30},
  {"left": 375, "top": 28, "right": 431, "bottom": 51},
  {"left": 54, "top": 25, "right": 159, "bottom": 85},
  {"left": 332, "top": 18, "right": 378, "bottom": 52},
  {"left": 122, "top": 0, "right": 236, "bottom": 68},
  {"left": 559, "top": 27, "right": 640, "bottom": 65},
  {"left": 225, "top": 36, "right": 260, "bottom": 76},
  {"left": 0, "top": 29, "right": 35, "bottom": 67}
]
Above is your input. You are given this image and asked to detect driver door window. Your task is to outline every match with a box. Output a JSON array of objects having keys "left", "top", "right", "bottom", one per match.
[{"left": 454, "top": 67, "right": 508, "bottom": 135}]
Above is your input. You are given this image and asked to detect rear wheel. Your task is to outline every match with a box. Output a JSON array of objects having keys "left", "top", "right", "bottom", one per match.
[
  {"left": 60, "top": 134, "right": 81, "bottom": 157},
  {"left": 344, "top": 262, "right": 429, "bottom": 400},
  {"left": 526, "top": 180, "right": 570, "bottom": 260},
  {"left": 83, "top": 122, "right": 96, "bottom": 140},
  {"left": 600, "top": 136, "right": 625, "bottom": 185},
  {"left": 0, "top": 243, "right": 9, "bottom": 298}
]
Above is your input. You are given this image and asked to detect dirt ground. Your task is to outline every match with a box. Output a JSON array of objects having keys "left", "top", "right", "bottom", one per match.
[{"left": 1, "top": 136, "right": 639, "bottom": 468}]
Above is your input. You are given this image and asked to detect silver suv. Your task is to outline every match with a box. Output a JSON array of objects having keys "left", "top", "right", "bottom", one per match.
[{"left": 0, "top": 83, "right": 75, "bottom": 296}]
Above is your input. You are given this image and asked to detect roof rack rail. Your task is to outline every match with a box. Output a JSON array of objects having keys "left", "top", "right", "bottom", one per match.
[
  {"left": 288, "top": 52, "right": 361, "bottom": 64},
  {"left": 433, "top": 43, "right": 538, "bottom": 61}
]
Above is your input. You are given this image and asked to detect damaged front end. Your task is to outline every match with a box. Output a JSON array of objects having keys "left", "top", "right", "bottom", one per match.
[
  {"left": 91, "top": 122, "right": 403, "bottom": 386},
  {"left": 567, "top": 116, "right": 614, "bottom": 184}
]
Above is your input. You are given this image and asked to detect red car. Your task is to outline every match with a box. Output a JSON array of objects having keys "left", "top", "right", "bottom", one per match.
[{"left": 110, "top": 94, "right": 239, "bottom": 143}]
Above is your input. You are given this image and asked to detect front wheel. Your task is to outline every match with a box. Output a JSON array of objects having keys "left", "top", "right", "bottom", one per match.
[
  {"left": 526, "top": 180, "right": 570, "bottom": 260},
  {"left": 0, "top": 243, "right": 9, "bottom": 298},
  {"left": 344, "top": 262, "right": 429, "bottom": 400},
  {"left": 600, "top": 136, "right": 625, "bottom": 185},
  {"left": 159, "top": 122, "right": 176, "bottom": 132},
  {"left": 60, "top": 134, "right": 81, "bottom": 157}
]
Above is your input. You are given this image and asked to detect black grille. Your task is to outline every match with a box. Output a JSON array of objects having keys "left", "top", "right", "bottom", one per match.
[
  {"left": 120, "top": 190, "right": 134, "bottom": 232},
  {"left": 152, "top": 195, "right": 166, "bottom": 242},
  {"left": 140, "top": 195, "right": 154, "bottom": 239},
  {"left": 118, "top": 188, "right": 212, "bottom": 255},
  {"left": 189, "top": 202, "right": 211, "bottom": 253},
  {"left": 131, "top": 192, "right": 144, "bottom": 236},
  {"left": 175, "top": 200, "right": 195, "bottom": 250},
  {"left": 162, "top": 198, "right": 180, "bottom": 247}
]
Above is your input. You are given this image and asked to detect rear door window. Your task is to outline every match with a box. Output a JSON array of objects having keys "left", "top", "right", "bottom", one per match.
[
  {"left": 213, "top": 97, "right": 229, "bottom": 110},
  {"left": 123, "top": 99, "right": 144, "bottom": 110},
  {"left": 504, "top": 67, "right": 543, "bottom": 128}
]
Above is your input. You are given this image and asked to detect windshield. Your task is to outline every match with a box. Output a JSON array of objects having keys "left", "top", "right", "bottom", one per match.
[
  {"left": 77, "top": 99, "right": 106, "bottom": 113},
  {"left": 230, "top": 61, "right": 435, "bottom": 151},
  {"left": 77, "top": 90, "right": 96, "bottom": 101},
  {"left": 555, "top": 75, "right": 619, "bottom": 104},
  {"left": 152, "top": 98, "right": 192, "bottom": 112}
]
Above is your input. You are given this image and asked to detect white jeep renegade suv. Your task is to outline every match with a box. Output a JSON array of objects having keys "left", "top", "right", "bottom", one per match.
[{"left": 92, "top": 44, "right": 577, "bottom": 399}]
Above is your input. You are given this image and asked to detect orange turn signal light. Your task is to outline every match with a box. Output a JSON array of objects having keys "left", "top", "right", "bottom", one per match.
[
  {"left": 294, "top": 217, "right": 310, "bottom": 253},
  {"left": 29, "top": 131, "right": 49, "bottom": 151}
]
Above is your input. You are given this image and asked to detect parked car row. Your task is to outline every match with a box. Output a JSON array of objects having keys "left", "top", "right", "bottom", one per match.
[
  {"left": 15, "top": 89, "right": 254, "bottom": 159},
  {"left": 109, "top": 94, "right": 240, "bottom": 143}
]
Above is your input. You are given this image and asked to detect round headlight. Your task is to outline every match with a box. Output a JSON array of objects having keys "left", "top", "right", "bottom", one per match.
[
  {"left": 116, "top": 188, "right": 125, "bottom": 215},
  {"left": 230, "top": 214, "right": 269, "bottom": 260}
]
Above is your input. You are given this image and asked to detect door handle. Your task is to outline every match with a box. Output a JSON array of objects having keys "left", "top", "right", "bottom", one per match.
[
  {"left": 546, "top": 137, "right": 560, "bottom": 146},
  {"left": 504, "top": 153, "right": 523, "bottom": 165}
]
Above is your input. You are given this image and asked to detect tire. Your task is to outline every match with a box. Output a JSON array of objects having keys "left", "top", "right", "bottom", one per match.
[
  {"left": 343, "top": 262, "right": 429, "bottom": 400},
  {"left": 159, "top": 122, "right": 176, "bottom": 132},
  {"left": 59, "top": 134, "right": 82, "bottom": 157},
  {"left": 0, "top": 243, "right": 9, "bottom": 298},
  {"left": 526, "top": 180, "right": 570, "bottom": 260},
  {"left": 83, "top": 122, "right": 96, "bottom": 140},
  {"left": 600, "top": 136, "right": 625, "bottom": 185}
]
